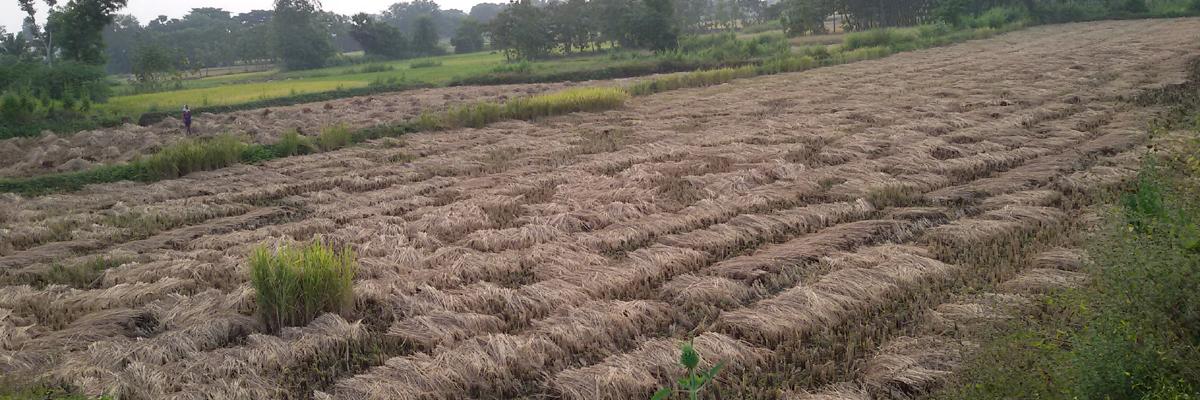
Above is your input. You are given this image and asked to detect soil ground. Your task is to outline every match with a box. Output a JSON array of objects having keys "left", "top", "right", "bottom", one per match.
[{"left": 1, "top": 18, "right": 1198, "bottom": 399}]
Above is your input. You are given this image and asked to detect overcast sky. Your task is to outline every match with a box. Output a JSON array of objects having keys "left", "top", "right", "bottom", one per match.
[{"left": 1, "top": 0, "right": 486, "bottom": 33}]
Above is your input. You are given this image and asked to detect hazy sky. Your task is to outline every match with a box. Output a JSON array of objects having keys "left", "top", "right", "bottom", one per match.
[{"left": 1, "top": 0, "right": 486, "bottom": 33}]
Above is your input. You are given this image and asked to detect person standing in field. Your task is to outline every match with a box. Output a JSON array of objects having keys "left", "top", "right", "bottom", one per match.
[{"left": 182, "top": 105, "right": 193, "bottom": 135}]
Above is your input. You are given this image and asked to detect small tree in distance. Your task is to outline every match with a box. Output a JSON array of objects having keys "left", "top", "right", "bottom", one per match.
[
  {"left": 411, "top": 16, "right": 442, "bottom": 56},
  {"left": 451, "top": 18, "right": 486, "bottom": 54}
]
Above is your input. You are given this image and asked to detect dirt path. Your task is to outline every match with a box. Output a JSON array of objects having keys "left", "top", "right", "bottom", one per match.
[{"left": 1, "top": 18, "right": 1197, "bottom": 399}]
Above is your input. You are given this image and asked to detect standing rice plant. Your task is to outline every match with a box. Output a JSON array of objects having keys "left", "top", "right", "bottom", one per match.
[
  {"left": 249, "top": 241, "right": 357, "bottom": 332},
  {"left": 134, "top": 134, "right": 247, "bottom": 179},
  {"left": 443, "top": 101, "right": 505, "bottom": 128},
  {"left": 501, "top": 87, "right": 629, "bottom": 121}
]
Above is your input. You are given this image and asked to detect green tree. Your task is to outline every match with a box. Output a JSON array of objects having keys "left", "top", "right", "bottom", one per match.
[
  {"left": 783, "top": 0, "right": 835, "bottom": 35},
  {"left": 411, "top": 15, "right": 441, "bottom": 55},
  {"left": 350, "top": 13, "right": 409, "bottom": 58},
  {"left": 450, "top": 17, "right": 485, "bottom": 54},
  {"left": 46, "top": 0, "right": 128, "bottom": 65},
  {"left": 272, "top": 0, "right": 334, "bottom": 70},
  {"left": 635, "top": 0, "right": 679, "bottom": 51},
  {"left": 130, "top": 42, "right": 176, "bottom": 87},
  {"left": 489, "top": 0, "right": 552, "bottom": 60}
]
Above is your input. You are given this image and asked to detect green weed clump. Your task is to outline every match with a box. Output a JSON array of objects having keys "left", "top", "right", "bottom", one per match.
[
  {"left": 134, "top": 134, "right": 247, "bottom": 180},
  {"left": 316, "top": 124, "right": 353, "bottom": 152},
  {"left": 842, "top": 28, "right": 918, "bottom": 51},
  {"left": 275, "top": 129, "right": 316, "bottom": 157},
  {"left": 249, "top": 241, "right": 357, "bottom": 332}
]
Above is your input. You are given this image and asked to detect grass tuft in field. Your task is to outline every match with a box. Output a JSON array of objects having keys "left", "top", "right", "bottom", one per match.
[
  {"left": 316, "top": 124, "right": 354, "bottom": 152},
  {"left": 249, "top": 241, "right": 357, "bottom": 332}
]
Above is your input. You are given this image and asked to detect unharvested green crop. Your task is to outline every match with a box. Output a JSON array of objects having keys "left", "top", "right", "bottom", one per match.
[{"left": 249, "top": 241, "right": 357, "bottom": 332}]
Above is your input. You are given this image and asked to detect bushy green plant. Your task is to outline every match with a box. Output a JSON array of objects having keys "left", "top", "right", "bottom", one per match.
[
  {"left": 276, "top": 129, "right": 316, "bottom": 157},
  {"left": 918, "top": 21, "right": 955, "bottom": 38},
  {"left": 0, "top": 92, "right": 39, "bottom": 125},
  {"left": 249, "top": 241, "right": 356, "bottom": 332},
  {"left": 316, "top": 124, "right": 353, "bottom": 151},
  {"left": 842, "top": 28, "right": 917, "bottom": 51},
  {"left": 969, "top": 6, "right": 1028, "bottom": 29},
  {"left": 651, "top": 339, "right": 724, "bottom": 400}
]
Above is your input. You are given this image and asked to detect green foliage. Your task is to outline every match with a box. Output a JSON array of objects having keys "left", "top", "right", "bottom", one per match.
[
  {"left": 275, "top": 129, "right": 316, "bottom": 157},
  {"left": 134, "top": 134, "right": 247, "bottom": 179},
  {"left": 411, "top": 16, "right": 443, "bottom": 56},
  {"left": 938, "top": 107, "right": 1200, "bottom": 400},
  {"left": 451, "top": 18, "right": 486, "bottom": 54},
  {"left": 249, "top": 241, "right": 356, "bottom": 332},
  {"left": 651, "top": 339, "right": 725, "bottom": 400},
  {"left": 917, "top": 22, "right": 955, "bottom": 38},
  {"left": 932, "top": 0, "right": 973, "bottom": 25},
  {"left": 1111, "top": 0, "right": 1149, "bottom": 14},
  {"left": 46, "top": 0, "right": 130, "bottom": 65},
  {"left": 273, "top": 0, "right": 335, "bottom": 70},
  {"left": 740, "top": 19, "right": 782, "bottom": 34},
  {"left": 968, "top": 6, "right": 1028, "bottom": 29},
  {"left": 636, "top": 0, "right": 681, "bottom": 52},
  {"left": 316, "top": 123, "right": 353, "bottom": 151},
  {"left": 0, "top": 93, "right": 39, "bottom": 126},
  {"left": 675, "top": 33, "right": 790, "bottom": 64},
  {"left": 490, "top": 0, "right": 554, "bottom": 60},
  {"left": 842, "top": 28, "right": 918, "bottom": 51},
  {"left": 130, "top": 43, "right": 179, "bottom": 91},
  {"left": 782, "top": 0, "right": 836, "bottom": 35},
  {"left": 350, "top": 13, "right": 410, "bottom": 59},
  {"left": 350, "top": 12, "right": 412, "bottom": 59}
]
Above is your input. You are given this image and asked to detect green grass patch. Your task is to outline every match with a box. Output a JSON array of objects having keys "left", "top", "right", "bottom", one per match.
[
  {"left": 409, "top": 59, "right": 443, "bottom": 69},
  {"left": 249, "top": 241, "right": 357, "bottom": 332},
  {"left": 936, "top": 78, "right": 1200, "bottom": 400},
  {"left": 316, "top": 124, "right": 354, "bottom": 152}
]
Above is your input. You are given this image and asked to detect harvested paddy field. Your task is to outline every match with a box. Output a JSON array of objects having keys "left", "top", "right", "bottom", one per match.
[
  {"left": 0, "top": 82, "right": 581, "bottom": 178},
  {"left": 1, "top": 18, "right": 1198, "bottom": 399}
]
